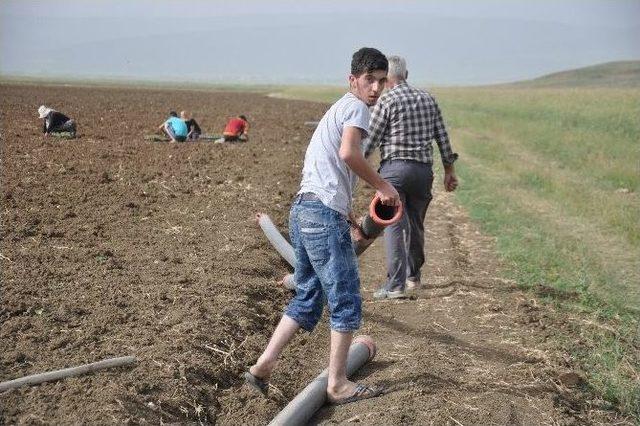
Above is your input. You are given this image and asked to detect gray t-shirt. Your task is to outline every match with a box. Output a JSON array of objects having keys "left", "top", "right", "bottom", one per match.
[{"left": 298, "top": 92, "right": 370, "bottom": 216}]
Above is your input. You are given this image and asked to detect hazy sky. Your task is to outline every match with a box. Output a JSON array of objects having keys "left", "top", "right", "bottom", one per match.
[{"left": 1, "top": 0, "right": 639, "bottom": 85}]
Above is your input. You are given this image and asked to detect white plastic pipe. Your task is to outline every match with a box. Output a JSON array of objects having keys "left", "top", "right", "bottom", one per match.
[
  {"left": 0, "top": 356, "right": 136, "bottom": 392},
  {"left": 256, "top": 211, "right": 381, "bottom": 291},
  {"left": 268, "top": 336, "right": 377, "bottom": 426},
  {"left": 256, "top": 213, "right": 296, "bottom": 268}
]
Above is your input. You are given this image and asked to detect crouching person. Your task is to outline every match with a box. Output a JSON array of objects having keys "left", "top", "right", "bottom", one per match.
[
  {"left": 158, "top": 111, "right": 188, "bottom": 142},
  {"left": 39, "top": 105, "right": 76, "bottom": 138},
  {"left": 180, "top": 111, "right": 201, "bottom": 141},
  {"left": 243, "top": 48, "right": 400, "bottom": 406},
  {"left": 222, "top": 115, "right": 249, "bottom": 142}
]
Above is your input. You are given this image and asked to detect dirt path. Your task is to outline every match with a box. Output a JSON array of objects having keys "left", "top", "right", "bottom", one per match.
[
  {"left": 310, "top": 191, "right": 567, "bottom": 424},
  {"left": 0, "top": 84, "right": 625, "bottom": 425}
]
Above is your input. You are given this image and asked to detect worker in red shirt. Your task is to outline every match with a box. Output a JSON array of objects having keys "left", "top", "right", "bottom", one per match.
[{"left": 222, "top": 115, "right": 249, "bottom": 142}]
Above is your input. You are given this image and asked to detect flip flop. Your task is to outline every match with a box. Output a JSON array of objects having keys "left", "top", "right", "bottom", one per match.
[
  {"left": 328, "top": 383, "right": 385, "bottom": 406},
  {"left": 243, "top": 371, "right": 269, "bottom": 396}
]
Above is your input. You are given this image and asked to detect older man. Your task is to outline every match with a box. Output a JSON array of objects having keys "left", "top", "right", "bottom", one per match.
[{"left": 364, "top": 55, "right": 459, "bottom": 300}]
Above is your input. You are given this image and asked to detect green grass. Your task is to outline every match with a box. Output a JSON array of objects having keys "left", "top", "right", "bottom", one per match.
[
  {"left": 275, "top": 84, "right": 640, "bottom": 419},
  {"left": 436, "top": 86, "right": 640, "bottom": 419}
]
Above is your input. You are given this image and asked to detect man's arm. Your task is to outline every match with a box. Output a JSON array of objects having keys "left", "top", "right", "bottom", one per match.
[
  {"left": 339, "top": 126, "right": 399, "bottom": 206},
  {"left": 432, "top": 102, "right": 457, "bottom": 165},
  {"left": 432, "top": 101, "right": 459, "bottom": 192},
  {"left": 362, "top": 102, "right": 388, "bottom": 158}
]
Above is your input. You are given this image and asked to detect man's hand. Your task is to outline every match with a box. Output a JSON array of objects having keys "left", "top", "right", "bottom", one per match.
[
  {"left": 444, "top": 164, "right": 458, "bottom": 192},
  {"left": 376, "top": 181, "right": 401, "bottom": 206},
  {"left": 444, "top": 172, "right": 458, "bottom": 192},
  {"left": 43, "top": 132, "right": 49, "bottom": 138},
  {"left": 348, "top": 212, "right": 367, "bottom": 242}
]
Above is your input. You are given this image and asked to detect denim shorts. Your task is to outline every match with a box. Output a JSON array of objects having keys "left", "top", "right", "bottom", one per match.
[{"left": 284, "top": 197, "right": 361, "bottom": 332}]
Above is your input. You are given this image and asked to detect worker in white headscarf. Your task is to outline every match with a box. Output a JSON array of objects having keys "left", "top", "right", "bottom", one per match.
[{"left": 38, "top": 105, "right": 77, "bottom": 138}]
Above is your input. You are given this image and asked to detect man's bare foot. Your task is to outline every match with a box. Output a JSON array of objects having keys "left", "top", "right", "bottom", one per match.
[
  {"left": 249, "top": 360, "right": 276, "bottom": 381},
  {"left": 327, "top": 380, "right": 385, "bottom": 405},
  {"left": 326, "top": 379, "right": 358, "bottom": 401}
]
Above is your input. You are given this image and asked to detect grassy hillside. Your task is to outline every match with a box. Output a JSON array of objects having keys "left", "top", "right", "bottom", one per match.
[
  {"left": 436, "top": 87, "right": 639, "bottom": 310},
  {"left": 514, "top": 60, "right": 640, "bottom": 88},
  {"left": 437, "top": 86, "right": 639, "bottom": 418}
]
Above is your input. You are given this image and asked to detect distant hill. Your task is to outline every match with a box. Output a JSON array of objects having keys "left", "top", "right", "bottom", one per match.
[{"left": 513, "top": 60, "right": 640, "bottom": 88}]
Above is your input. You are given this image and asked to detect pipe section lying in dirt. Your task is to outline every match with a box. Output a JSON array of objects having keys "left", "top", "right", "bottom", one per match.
[
  {"left": 256, "top": 213, "right": 296, "bottom": 268},
  {"left": 258, "top": 196, "right": 403, "bottom": 290},
  {"left": 0, "top": 356, "right": 136, "bottom": 392},
  {"left": 267, "top": 336, "right": 377, "bottom": 426}
]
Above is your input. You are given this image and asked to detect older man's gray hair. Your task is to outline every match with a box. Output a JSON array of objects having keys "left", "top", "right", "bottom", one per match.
[{"left": 387, "top": 55, "right": 407, "bottom": 79}]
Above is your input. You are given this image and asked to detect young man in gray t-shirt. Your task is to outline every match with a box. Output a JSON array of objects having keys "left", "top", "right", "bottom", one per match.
[{"left": 244, "top": 48, "right": 400, "bottom": 406}]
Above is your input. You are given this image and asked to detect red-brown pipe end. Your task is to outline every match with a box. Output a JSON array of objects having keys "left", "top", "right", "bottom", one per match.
[
  {"left": 368, "top": 195, "right": 403, "bottom": 227},
  {"left": 353, "top": 335, "right": 377, "bottom": 361}
]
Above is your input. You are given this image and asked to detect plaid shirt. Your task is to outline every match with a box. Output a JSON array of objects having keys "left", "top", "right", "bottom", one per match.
[{"left": 364, "top": 82, "right": 458, "bottom": 166}]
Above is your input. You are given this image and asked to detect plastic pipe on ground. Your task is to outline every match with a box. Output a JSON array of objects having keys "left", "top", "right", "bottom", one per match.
[
  {"left": 267, "top": 336, "right": 377, "bottom": 426},
  {"left": 258, "top": 196, "right": 403, "bottom": 290},
  {"left": 0, "top": 356, "right": 136, "bottom": 392},
  {"left": 353, "top": 194, "right": 404, "bottom": 255},
  {"left": 256, "top": 213, "right": 296, "bottom": 268}
]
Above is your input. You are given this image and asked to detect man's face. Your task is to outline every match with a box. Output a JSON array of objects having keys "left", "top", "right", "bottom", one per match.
[{"left": 349, "top": 69, "right": 388, "bottom": 106}]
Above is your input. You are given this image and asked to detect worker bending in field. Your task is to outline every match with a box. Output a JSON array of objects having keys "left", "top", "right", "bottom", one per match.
[
  {"left": 38, "top": 105, "right": 77, "bottom": 138},
  {"left": 157, "top": 111, "right": 188, "bottom": 142},
  {"left": 180, "top": 110, "right": 201, "bottom": 141},
  {"left": 222, "top": 115, "right": 249, "bottom": 142}
]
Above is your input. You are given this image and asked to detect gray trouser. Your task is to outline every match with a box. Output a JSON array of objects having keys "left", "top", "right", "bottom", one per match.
[{"left": 379, "top": 160, "right": 433, "bottom": 291}]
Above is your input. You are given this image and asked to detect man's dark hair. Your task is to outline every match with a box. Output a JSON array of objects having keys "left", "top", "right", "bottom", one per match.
[
  {"left": 351, "top": 47, "right": 388, "bottom": 77},
  {"left": 169, "top": 111, "right": 178, "bottom": 117},
  {"left": 239, "top": 115, "right": 248, "bottom": 122}
]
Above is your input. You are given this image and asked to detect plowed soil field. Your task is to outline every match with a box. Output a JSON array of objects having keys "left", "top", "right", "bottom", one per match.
[{"left": 0, "top": 84, "right": 627, "bottom": 425}]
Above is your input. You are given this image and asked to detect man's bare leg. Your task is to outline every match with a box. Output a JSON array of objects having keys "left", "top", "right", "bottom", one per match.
[
  {"left": 249, "top": 315, "right": 300, "bottom": 379},
  {"left": 326, "top": 330, "right": 358, "bottom": 400}
]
